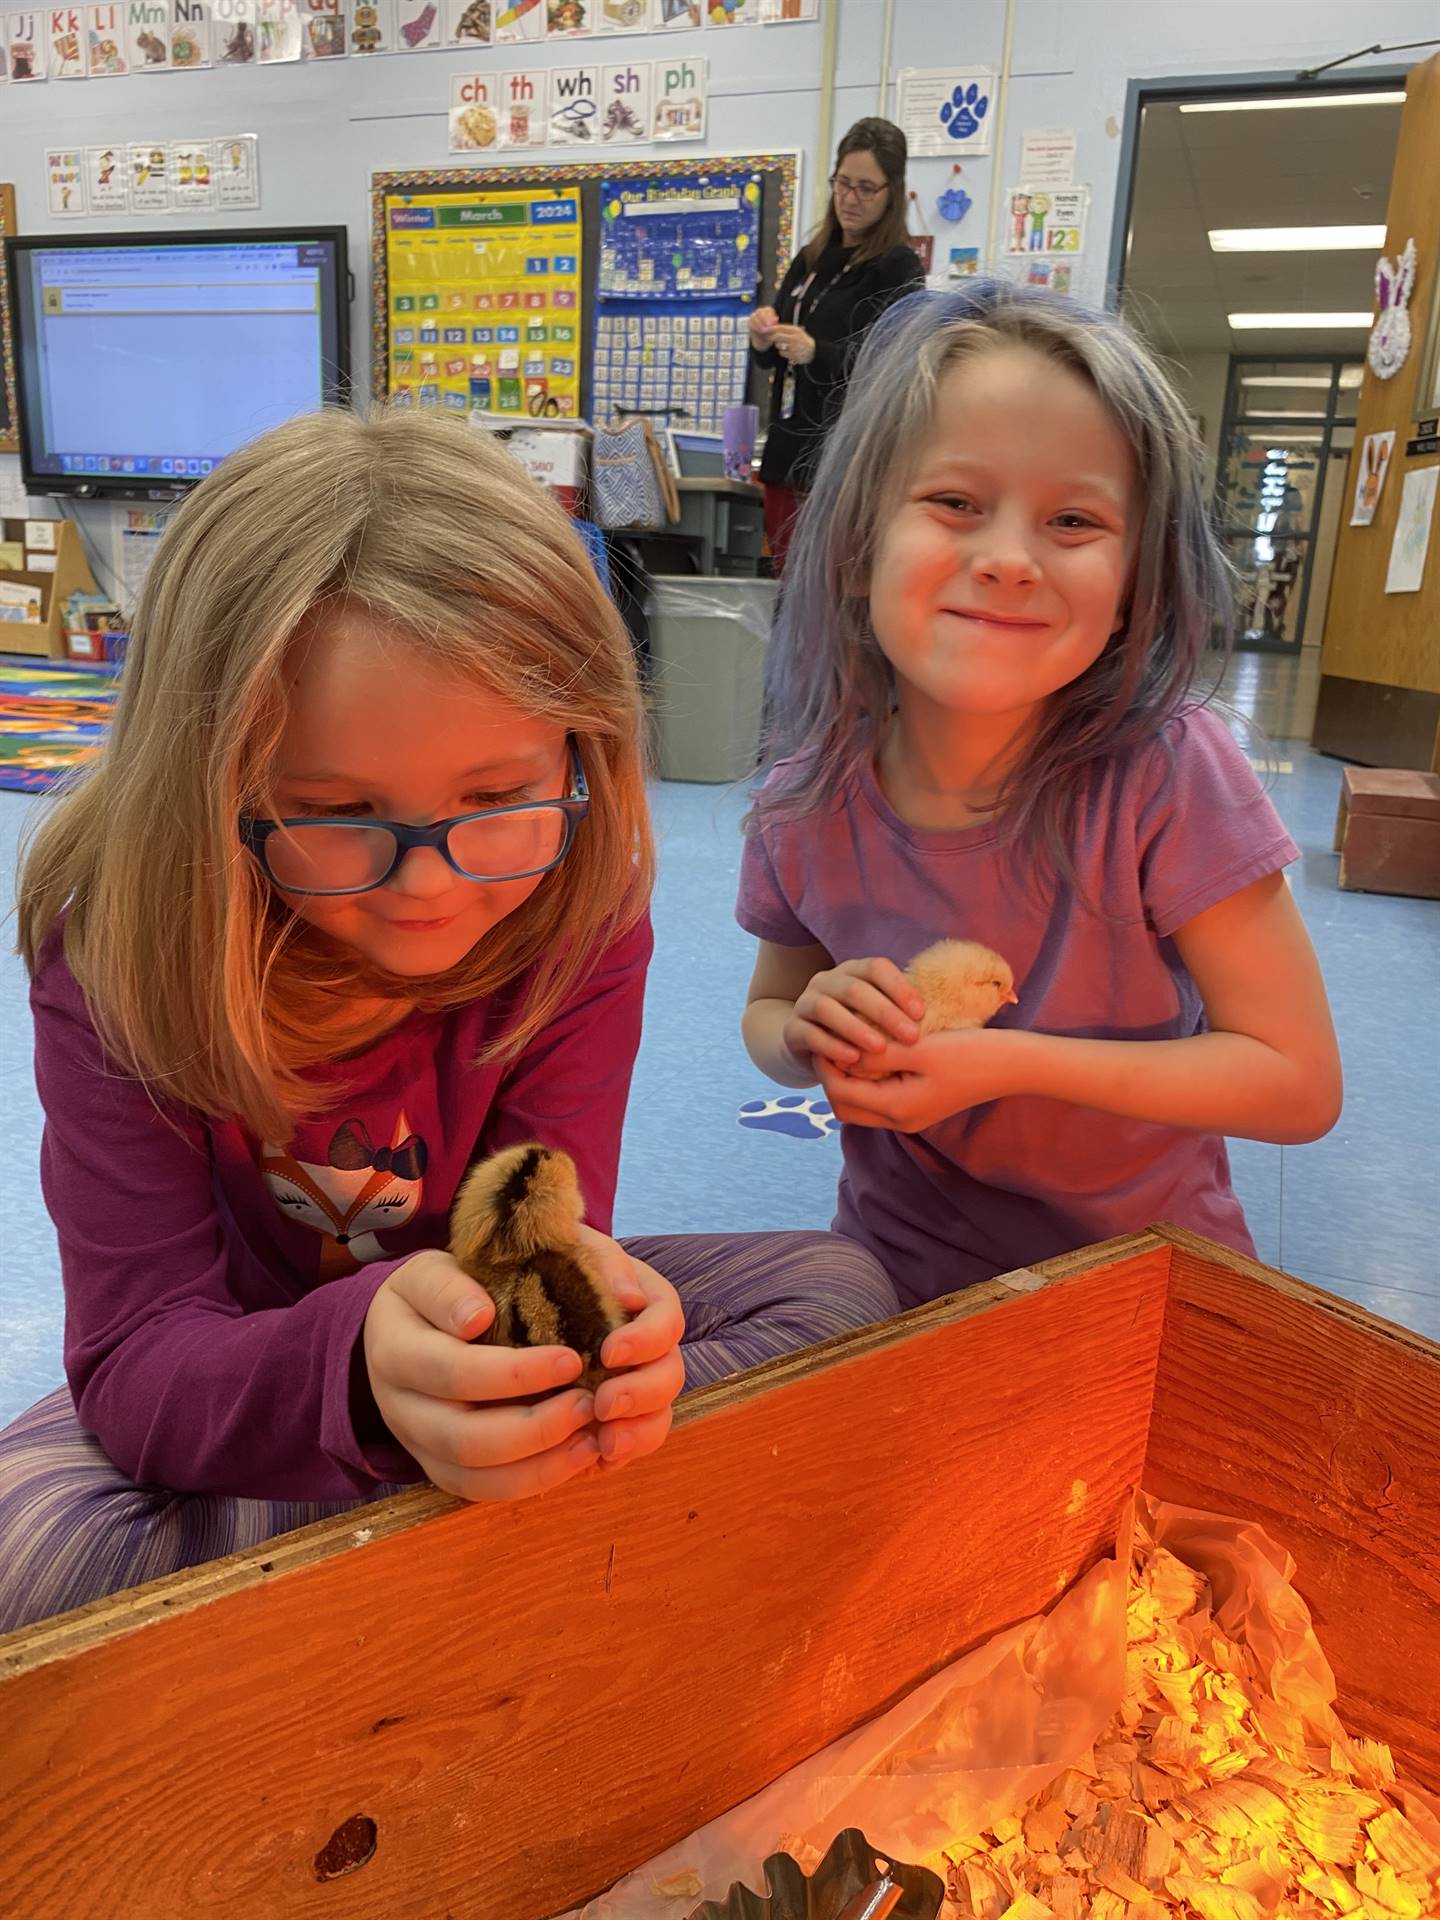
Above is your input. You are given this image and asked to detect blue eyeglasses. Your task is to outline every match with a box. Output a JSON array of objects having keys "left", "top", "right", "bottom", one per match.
[{"left": 240, "top": 743, "right": 590, "bottom": 897}]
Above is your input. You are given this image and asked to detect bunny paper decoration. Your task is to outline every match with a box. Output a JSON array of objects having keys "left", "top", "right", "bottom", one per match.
[{"left": 1368, "top": 237, "right": 1417, "bottom": 381}]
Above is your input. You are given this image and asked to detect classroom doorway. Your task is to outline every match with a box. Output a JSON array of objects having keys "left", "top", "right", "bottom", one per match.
[{"left": 1111, "top": 72, "right": 1404, "bottom": 654}]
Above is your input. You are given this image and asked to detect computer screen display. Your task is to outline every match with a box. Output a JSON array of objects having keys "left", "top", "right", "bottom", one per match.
[{"left": 7, "top": 228, "right": 349, "bottom": 498}]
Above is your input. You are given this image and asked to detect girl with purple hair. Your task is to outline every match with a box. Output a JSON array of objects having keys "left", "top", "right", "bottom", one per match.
[{"left": 739, "top": 281, "right": 1341, "bottom": 1306}]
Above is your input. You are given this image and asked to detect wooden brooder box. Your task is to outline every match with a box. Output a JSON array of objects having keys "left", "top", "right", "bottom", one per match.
[{"left": 2, "top": 1226, "right": 1437, "bottom": 1917}]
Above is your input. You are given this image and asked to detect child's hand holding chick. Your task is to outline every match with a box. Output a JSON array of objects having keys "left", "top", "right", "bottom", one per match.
[
  {"left": 800, "top": 940, "right": 1024, "bottom": 1135},
  {"left": 362, "top": 1146, "right": 684, "bottom": 1504}
]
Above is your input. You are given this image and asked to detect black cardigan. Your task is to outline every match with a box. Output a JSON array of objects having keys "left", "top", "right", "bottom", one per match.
[{"left": 752, "top": 239, "right": 924, "bottom": 491}]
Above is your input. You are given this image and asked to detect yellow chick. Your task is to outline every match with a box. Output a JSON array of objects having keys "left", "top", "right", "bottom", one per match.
[
  {"left": 907, "top": 938, "right": 1018, "bottom": 1035},
  {"left": 449, "top": 1143, "right": 631, "bottom": 1393},
  {"left": 845, "top": 939, "right": 1017, "bottom": 1082}
]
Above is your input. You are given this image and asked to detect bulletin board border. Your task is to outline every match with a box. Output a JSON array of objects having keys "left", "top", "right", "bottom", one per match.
[
  {"left": 369, "top": 152, "right": 799, "bottom": 403},
  {"left": 0, "top": 185, "right": 17, "bottom": 456}
]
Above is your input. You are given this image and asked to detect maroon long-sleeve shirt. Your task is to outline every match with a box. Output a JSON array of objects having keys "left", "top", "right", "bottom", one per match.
[{"left": 30, "top": 914, "right": 652, "bottom": 1500}]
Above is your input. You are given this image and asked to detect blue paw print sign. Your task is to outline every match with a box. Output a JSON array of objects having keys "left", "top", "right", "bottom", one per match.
[
  {"left": 941, "top": 81, "right": 989, "bottom": 141},
  {"left": 900, "top": 68, "right": 997, "bottom": 157},
  {"left": 737, "top": 1094, "right": 839, "bottom": 1142}
]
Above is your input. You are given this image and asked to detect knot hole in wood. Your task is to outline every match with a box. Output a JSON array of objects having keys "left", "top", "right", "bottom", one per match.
[{"left": 314, "top": 1814, "right": 378, "bottom": 1881}]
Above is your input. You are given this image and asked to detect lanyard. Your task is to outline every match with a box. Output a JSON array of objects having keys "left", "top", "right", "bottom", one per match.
[{"left": 779, "top": 252, "right": 854, "bottom": 418}]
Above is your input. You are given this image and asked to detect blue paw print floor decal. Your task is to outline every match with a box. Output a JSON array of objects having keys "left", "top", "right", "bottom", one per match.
[
  {"left": 737, "top": 1094, "right": 839, "bottom": 1141},
  {"left": 940, "top": 82, "right": 989, "bottom": 141}
]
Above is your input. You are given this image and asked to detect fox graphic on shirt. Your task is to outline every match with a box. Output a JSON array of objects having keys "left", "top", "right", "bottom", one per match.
[{"left": 261, "top": 1113, "right": 430, "bottom": 1281}]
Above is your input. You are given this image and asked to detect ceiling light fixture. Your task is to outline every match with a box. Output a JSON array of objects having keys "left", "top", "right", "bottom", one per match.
[
  {"left": 1229, "top": 312, "right": 1372, "bottom": 329},
  {"left": 1179, "top": 92, "right": 1405, "bottom": 113},
  {"left": 1240, "top": 376, "right": 1335, "bottom": 389},
  {"left": 1243, "top": 408, "right": 1327, "bottom": 419},
  {"left": 1209, "top": 225, "right": 1386, "bottom": 252}
]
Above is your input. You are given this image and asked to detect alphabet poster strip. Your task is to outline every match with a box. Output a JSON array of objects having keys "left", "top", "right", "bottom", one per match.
[
  {"left": 651, "top": 51, "right": 704, "bottom": 139},
  {"left": 350, "top": 0, "right": 393, "bottom": 48},
  {"left": 170, "top": 0, "right": 212, "bottom": 65},
  {"left": 445, "top": 0, "right": 491, "bottom": 47},
  {"left": 49, "top": 7, "right": 87, "bottom": 74},
  {"left": 7, "top": 13, "right": 46, "bottom": 77},
  {"left": 86, "top": 4, "right": 129, "bottom": 73},
  {"left": 600, "top": 57, "right": 651, "bottom": 141},
  {"left": 213, "top": 0, "right": 257, "bottom": 62},
  {"left": 125, "top": 0, "right": 170, "bottom": 67},
  {"left": 549, "top": 61, "right": 599, "bottom": 143}
]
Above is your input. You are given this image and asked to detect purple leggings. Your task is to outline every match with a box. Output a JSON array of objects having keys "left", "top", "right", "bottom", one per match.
[{"left": 0, "top": 1231, "right": 896, "bottom": 1635}]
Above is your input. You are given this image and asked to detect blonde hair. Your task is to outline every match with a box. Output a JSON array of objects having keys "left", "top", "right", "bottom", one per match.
[{"left": 18, "top": 407, "right": 653, "bottom": 1142}]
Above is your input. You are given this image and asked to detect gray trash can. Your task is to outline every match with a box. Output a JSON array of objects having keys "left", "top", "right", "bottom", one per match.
[{"left": 648, "top": 577, "right": 778, "bottom": 783}]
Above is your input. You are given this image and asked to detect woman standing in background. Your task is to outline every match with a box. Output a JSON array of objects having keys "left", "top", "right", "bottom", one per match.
[{"left": 749, "top": 118, "right": 924, "bottom": 574}]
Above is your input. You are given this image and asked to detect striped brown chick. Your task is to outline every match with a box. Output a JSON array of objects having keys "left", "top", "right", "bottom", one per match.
[{"left": 449, "top": 1144, "right": 632, "bottom": 1393}]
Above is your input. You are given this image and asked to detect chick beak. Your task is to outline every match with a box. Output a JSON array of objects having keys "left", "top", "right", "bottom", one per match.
[{"left": 1005, "top": 990, "right": 1019, "bottom": 1005}]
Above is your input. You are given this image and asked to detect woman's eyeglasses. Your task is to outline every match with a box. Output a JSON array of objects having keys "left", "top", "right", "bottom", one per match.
[
  {"left": 830, "top": 173, "right": 887, "bottom": 203},
  {"left": 239, "top": 744, "right": 589, "bottom": 897}
]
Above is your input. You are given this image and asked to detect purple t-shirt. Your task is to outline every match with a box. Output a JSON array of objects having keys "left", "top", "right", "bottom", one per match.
[
  {"left": 30, "top": 915, "right": 652, "bottom": 1500},
  {"left": 737, "top": 708, "right": 1298, "bottom": 1308}
]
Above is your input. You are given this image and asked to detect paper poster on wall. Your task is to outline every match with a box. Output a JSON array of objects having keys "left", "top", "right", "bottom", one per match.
[
  {"left": 653, "top": 0, "right": 699, "bottom": 26},
  {"left": 170, "top": 0, "right": 210, "bottom": 62},
  {"left": 171, "top": 0, "right": 212, "bottom": 64},
  {"left": 500, "top": 66, "right": 547, "bottom": 143},
  {"left": 598, "top": 0, "right": 645, "bottom": 28},
  {"left": 896, "top": 68, "right": 996, "bottom": 158},
  {"left": 7, "top": 13, "right": 45, "bottom": 77},
  {"left": 1025, "top": 258, "right": 1072, "bottom": 294},
  {"left": 171, "top": 140, "right": 215, "bottom": 208},
  {"left": 1019, "top": 126, "right": 1075, "bottom": 187},
  {"left": 494, "top": 0, "right": 542, "bottom": 41},
  {"left": 1350, "top": 430, "right": 1396, "bottom": 528},
  {"left": 86, "top": 5, "right": 129, "bottom": 73},
  {"left": 258, "top": 0, "right": 302, "bottom": 58},
  {"left": 385, "top": 186, "right": 584, "bottom": 419},
  {"left": 215, "top": 133, "right": 260, "bottom": 208},
  {"left": 446, "top": 0, "right": 491, "bottom": 46},
  {"left": 46, "top": 148, "right": 85, "bottom": 215},
  {"left": 449, "top": 72, "right": 502, "bottom": 151},
  {"left": 214, "top": 0, "right": 256, "bottom": 61},
  {"left": 601, "top": 58, "right": 651, "bottom": 140},
  {"left": 1384, "top": 464, "right": 1438, "bottom": 592},
  {"left": 758, "top": 0, "right": 816, "bottom": 17},
  {"left": 546, "top": 0, "right": 590, "bottom": 35},
  {"left": 706, "top": 0, "right": 755, "bottom": 24},
  {"left": 948, "top": 245, "right": 980, "bottom": 279},
  {"left": 396, "top": 0, "right": 439, "bottom": 45},
  {"left": 549, "top": 63, "right": 600, "bottom": 141},
  {"left": 85, "top": 143, "right": 129, "bottom": 210},
  {"left": 599, "top": 171, "right": 759, "bottom": 297},
  {"left": 128, "top": 142, "right": 170, "bottom": 210},
  {"left": 1004, "top": 185, "right": 1089, "bottom": 256},
  {"left": 350, "top": 0, "right": 394, "bottom": 50},
  {"left": 125, "top": 0, "right": 170, "bottom": 67},
  {"left": 48, "top": 7, "right": 87, "bottom": 74},
  {"left": 301, "top": 0, "right": 344, "bottom": 56},
  {"left": 652, "top": 52, "right": 705, "bottom": 139}
]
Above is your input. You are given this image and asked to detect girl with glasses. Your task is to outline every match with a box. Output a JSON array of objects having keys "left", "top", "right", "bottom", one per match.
[
  {"left": 749, "top": 117, "right": 924, "bottom": 574},
  {"left": 2, "top": 408, "right": 896, "bottom": 1631}
]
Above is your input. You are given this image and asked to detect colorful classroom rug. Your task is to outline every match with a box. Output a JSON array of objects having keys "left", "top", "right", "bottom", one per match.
[{"left": 0, "top": 654, "right": 121, "bottom": 794}]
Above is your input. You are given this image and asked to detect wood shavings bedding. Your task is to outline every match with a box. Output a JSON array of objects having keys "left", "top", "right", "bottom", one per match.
[{"left": 939, "top": 1541, "right": 1440, "bottom": 1920}]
